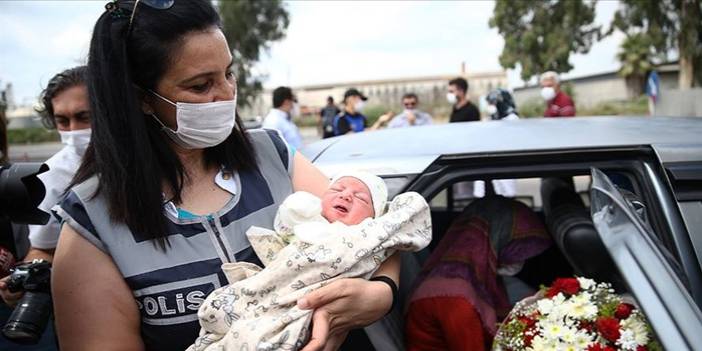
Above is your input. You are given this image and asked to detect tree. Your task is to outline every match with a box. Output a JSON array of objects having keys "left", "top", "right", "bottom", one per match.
[
  {"left": 617, "top": 33, "right": 656, "bottom": 95},
  {"left": 489, "top": 0, "right": 601, "bottom": 82},
  {"left": 218, "top": 0, "right": 290, "bottom": 107},
  {"left": 612, "top": 0, "right": 702, "bottom": 89}
]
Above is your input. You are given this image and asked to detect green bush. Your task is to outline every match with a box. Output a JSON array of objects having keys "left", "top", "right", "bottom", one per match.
[
  {"left": 519, "top": 96, "right": 649, "bottom": 118},
  {"left": 295, "top": 114, "right": 320, "bottom": 128},
  {"left": 518, "top": 98, "right": 545, "bottom": 118},
  {"left": 363, "top": 105, "right": 392, "bottom": 125},
  {"left": 578, "top": 96, "right": 649, "bottom": 116},
  {"left": 7, "top": 128, "right": 59, "bottom": 144}
]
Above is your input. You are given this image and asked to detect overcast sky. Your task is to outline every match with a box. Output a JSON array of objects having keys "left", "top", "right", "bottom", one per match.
[{"left": 0, "top": 0, "right": 624, "bottom": 105}]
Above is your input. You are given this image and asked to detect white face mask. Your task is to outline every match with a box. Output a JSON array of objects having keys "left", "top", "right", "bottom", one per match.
[
  {"left": 59, "top": 128, "right": 91, "bottom": 155},
  {"left": 446, "top": 93, "right": 457, "bottom": 104},
  {"left": 353, "top": 100, "right": 365, "bottom": 112},
  {"left": 486, "top": 105, "right": 498, "bottom": 115},
  {"left": 150, "top": 90, "right": 237, "bottom": 149},
  {"left": 541, "top": 87, "right": 556, "bottom": 101}
]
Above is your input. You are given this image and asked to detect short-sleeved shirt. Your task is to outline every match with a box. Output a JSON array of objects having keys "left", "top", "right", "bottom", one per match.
[
  {"left": 450, "top": 102, "right": 480, "bottom": 123},
  {"left": 28, "top": 145, "right": 83, "bottom": 249},
  {"left": 333, "top": 112, "right": 367, "bottom": 135},
  {"left": 544, "top": 91, "right": 576, "bottom": 117},
  {"left": 53, "top": 129, "right": 294, "bottom": 351}
]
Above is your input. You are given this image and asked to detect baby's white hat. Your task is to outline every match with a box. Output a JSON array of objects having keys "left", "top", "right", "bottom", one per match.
[{"left": 331, "top": 170, "right": 388, "bottom": 218}]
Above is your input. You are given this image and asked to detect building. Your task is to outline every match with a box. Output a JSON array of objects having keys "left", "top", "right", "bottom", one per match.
[
  {"left": 512, "top": 63, "right": 681, "bottom": 109},
  {"left": 245, "top": 70, "right": 508, "bottom": 120}
]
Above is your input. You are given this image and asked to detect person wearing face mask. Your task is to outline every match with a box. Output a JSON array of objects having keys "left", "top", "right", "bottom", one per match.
[
  {"left": 485, "top": 88, "right": 519, "bottom": 121},
  {"left": 447, "top": 77, "right": 480, "bottom": 123},
  {"left": 0, "top": 65, "right": 89, "bottom": 350},
  {"left": 333, "top": 88, "right": 369, "bottom": 136},
  {"left": 262, "top": 86, "right": 303, "bottom": 149},
  {"left": 376, "top": 93, "right": 433, "bottom": 129},
  {"left": 50, "top": 2, "right": 401, "bottom": 351},
  {"left": 540, "top": 71, "right": 575, "bottom": 118}
]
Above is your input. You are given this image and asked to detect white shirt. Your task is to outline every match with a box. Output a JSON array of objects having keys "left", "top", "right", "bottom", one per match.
[
  {"left": 262, "top": 108, "right": 303, "bottom": 149},
  {"left": 163, "top": 169, "right": 239, "bottom": 218},
  {"left": 28, "top": 145, "right": 83, "bottom": 249},
  {"left": 388, "top": 110, "right": 433, "bottom": 128}
]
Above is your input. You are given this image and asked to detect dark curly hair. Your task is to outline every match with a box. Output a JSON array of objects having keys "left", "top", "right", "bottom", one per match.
[{"left": 35, "top": 65, "right": 88, "bottom": 129}]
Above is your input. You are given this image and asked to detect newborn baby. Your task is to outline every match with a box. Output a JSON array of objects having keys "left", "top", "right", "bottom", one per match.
[{"left": 188, "top": 171, "right": 432, "bottom": 351}]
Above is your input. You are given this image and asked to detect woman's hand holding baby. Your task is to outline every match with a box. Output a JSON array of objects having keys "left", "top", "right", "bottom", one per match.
[{"left": 297, "top": 277, "right": 393, "bottom": 351}]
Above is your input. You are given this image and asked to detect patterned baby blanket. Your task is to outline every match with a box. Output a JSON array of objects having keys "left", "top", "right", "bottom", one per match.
[{"left": 187, "top": 192, "right": 432, "bottom": 351}]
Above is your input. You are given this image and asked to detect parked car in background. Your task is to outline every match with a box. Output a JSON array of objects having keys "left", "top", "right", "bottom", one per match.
[{"left": 302, "top": 116, "right": 702, "bottom": 350}]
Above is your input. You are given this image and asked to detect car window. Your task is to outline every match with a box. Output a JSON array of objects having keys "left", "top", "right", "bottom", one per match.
[{"left": 429, "top": 176, "right": 591, "bottom": 211}]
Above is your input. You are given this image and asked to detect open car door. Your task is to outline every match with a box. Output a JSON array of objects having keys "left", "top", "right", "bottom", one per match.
[{"left": 590, "top": 168, "right": 702, "bottom": 350}]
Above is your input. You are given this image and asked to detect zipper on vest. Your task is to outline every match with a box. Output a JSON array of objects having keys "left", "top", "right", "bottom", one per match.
[{"left": 208, "top": 217, "right": 232, "bottom": 262}]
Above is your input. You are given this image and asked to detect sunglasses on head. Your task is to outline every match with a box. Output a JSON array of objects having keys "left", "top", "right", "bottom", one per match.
[{"left": 105, "top": 0, "right": 175, "bottom": 34}]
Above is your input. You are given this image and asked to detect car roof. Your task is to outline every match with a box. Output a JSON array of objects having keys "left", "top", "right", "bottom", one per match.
[{"left": 301, "top": 116, "right": 702, "bottom": 176}]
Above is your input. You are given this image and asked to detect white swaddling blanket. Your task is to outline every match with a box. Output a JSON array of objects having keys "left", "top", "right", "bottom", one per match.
[{"left": 188, "top": 192, "right": 431, "bottom": 351}]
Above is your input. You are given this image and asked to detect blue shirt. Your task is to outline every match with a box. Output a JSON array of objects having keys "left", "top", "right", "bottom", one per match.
[{"left": 333, "top": 111, "right": 367, "bottom": 136}]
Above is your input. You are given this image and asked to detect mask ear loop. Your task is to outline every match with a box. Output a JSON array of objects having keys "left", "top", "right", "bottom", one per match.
[
  {"left": 139, "top": 87, "right": 177, "bottom": 132},
  {"left": 150, "top": 113, "right": 176, "bottom": 133}
]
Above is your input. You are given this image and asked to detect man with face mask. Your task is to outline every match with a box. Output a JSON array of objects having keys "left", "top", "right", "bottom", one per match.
[
  {"left": 333, "top": 88, "right": 369, "bottom": 136},
  {"left": 384, "top": 93, "right": 433, "bottom": 128},
  {"left": 263, "top": 86, "right": 303, "bottom": 149},
  {"left": 0, "top": 66, "right": 90, "bottom": 348},
  {"left": 540, "top": 71, "right": 575, "bottom": 117},
  {"left": 448, "top": 77, "right": 480, "bottom": 123}
]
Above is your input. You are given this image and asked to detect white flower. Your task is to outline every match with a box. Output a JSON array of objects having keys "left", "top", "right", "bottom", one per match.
[
  {"left": 541, "top": 320, "right": 564, "bottom": 340},
  {"left": 560, "top": 326, "right": 578, "bottom": 344},
  {"left": 577, "top": 277, "right": 596, "bottom": 290},
  {"left": 538, "top": 298, "right": 555, "bottom": 315},
  {"left": 574, "top": 331, "right": 594, "bottom": 349},
  {"left": 527, "top": 335, "right": 549, "bottom": 351},
  {"left": 565, "top": 293, "right": 598, "bottom": 319},
  {"left": 621, "top": 315, "right": 650, "bottom": 346},
  {"left": 617, "top": 329, "right": 639, "bottom": 350}
]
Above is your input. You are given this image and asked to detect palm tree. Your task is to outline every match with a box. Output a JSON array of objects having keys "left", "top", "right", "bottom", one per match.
[{"left": 617, "top": 33, "right": 656, "bottom": 96}]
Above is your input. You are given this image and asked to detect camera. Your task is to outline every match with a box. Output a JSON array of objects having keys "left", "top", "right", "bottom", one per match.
[
  {"left": 0, "top": 163, "right": 50, "bottom": 225},
  {"left": 0, "top": 162, "right": 51, "bottom": 344},
  {"left": 2, "top": 259, "right": 52, "bottom": 344}
]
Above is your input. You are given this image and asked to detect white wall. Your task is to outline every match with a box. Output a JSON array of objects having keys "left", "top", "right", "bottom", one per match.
[{"left": 656, "top": 89, "right": 702, "bottom": 117}]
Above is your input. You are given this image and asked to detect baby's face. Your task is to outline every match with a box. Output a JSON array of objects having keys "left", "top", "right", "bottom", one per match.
[{"left": 321, "top": 177, "right": 374, "bottom": 225}]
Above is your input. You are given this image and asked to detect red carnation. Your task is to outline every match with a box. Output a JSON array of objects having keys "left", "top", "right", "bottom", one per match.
[
  {"left": 596, "top": 317, "right": 621, "bottom": 342},
  {"left": 579, "top": 320, "right": 594, "bottom": 332},
  {"left": 518, "top": 316, "right": 537, "bottom": 328},
  {"left": 587, "top": 344, "right": 607, "bottom": 351},
  {"left": 546, "top": 278, "right": 581, "bottom": 297},
  {"left": 636, "top": 346, "right": 648, "bottom": 351},
  {"left": 524, "top": 332, "right": 534, "bottom": 347},
  {"left": 615, "top": 303, "right": 635, "bottom": 320}
]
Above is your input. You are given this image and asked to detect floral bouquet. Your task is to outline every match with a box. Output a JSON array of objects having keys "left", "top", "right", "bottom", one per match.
[{"left": 493, "top": 277, "right": 662, "bottom": 351}]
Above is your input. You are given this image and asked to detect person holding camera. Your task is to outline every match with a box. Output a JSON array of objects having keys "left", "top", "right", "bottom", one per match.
[
  {"left": 50, "top": 1, "right": 400, "bottom": 351},
  {"left": 0, "top": 66, "right": 89, "bottom": 348}
]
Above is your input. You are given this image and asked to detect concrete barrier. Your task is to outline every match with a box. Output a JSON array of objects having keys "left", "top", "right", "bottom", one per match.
[{"left": 656, "top": 88, "right": 702, "bottom": 117}]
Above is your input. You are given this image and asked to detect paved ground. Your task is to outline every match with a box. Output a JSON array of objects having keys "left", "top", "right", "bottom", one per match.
[{"left": 7, "top": 127, "right": 323, "bottom": 163}]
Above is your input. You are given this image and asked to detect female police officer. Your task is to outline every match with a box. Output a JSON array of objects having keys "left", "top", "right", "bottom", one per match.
[{"left": 51, "top": 1, "right": 399, "bottom": 350}]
